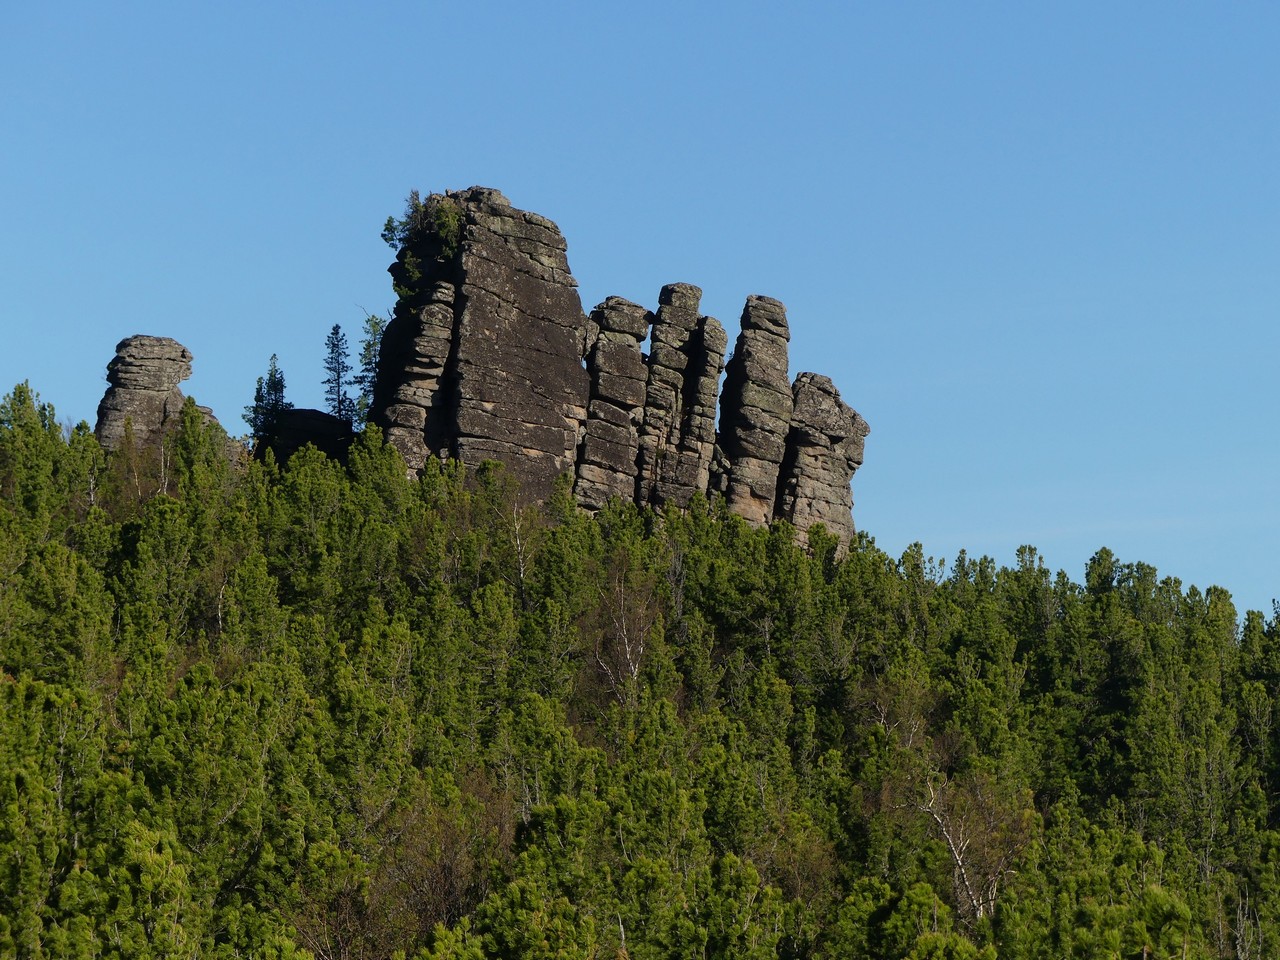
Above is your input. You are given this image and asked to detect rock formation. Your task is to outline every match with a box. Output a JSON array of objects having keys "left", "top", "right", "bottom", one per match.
[
  {"left": 265, "top": 408, "right": 354, "bottom": 463},
  {"left": 635, "top": 284, "right": 727, "bottom": 511},
  {"left": 717, "top": 296, "right": 795, "bottom": 525},
  {"left": 94, "top": 335, "right": 214, "bottom": 451},
  {"left": 372, "top": 187, "right": 591, "bottom": 503},
  {"left": 369, "top": 186, "right": 871, "bottom": 545},
  {"left": 91, "top": 188, "right": 871, "bottom": 547},
  {"left": 576, "top": 297, "right": 652, "bottom": 511},
  {"left": 774, "top": 374, "right": 871, "bottom": 545}
]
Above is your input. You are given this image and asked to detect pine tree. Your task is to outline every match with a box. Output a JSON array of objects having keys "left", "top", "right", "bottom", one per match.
[
  {"left": 352, "top": 311, "right": 388, "bottom": 426},
  {"left": 323, "top": 324, "right": 353, "bottom": 423},
  {"left": 243, "top": 354, "right": 292, "bottom": 441}
]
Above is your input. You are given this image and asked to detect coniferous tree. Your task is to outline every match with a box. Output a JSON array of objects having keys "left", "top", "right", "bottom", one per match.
[
  {"left": 353, "top": 310, "right": 388, "bottom": 426},
  {"left": 323, "top": 324, "right": 353, "bottom": 423},
  {"left": 243, "top": 354, "right": 292, "bottom": 441}
]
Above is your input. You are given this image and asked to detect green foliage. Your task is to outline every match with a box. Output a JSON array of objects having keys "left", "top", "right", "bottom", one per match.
[
  {"left": 323, "top": 323, "right": 354, "bottom": 423},
  {"left": 3, "top": 376, "right": 1280, "bottom": 957},
  {"left": 383, "top": 189, "right": 465, "bottom": 260},
  {"left": 244, "top": 353, "right": 292, "bottom": 441},
  {"left": 353, "top": 309, "right": 389, "bottom": 425}
]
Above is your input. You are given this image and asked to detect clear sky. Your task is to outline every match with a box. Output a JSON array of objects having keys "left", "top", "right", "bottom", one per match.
[{"left": 3, "top": 2, "right": 1277, "bottom": 615}]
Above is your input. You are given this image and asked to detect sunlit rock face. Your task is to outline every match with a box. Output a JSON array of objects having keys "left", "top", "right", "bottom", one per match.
[
  {"left": 369, "top": 187, "right": 871, "bottom": 543},
  {"left": 775, "top": 373, "right": 870, "bottom": 547},
  {"left": 372, "top": 186, "right": 591, "bottom": 504},
  {"left": 94, "top": 335, "right": 218, "bottom": 451}
]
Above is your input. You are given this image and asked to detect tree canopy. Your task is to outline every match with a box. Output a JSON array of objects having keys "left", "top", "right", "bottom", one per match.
[{"left": 2, "top": 380, "right": 1278, "bottom": 959}]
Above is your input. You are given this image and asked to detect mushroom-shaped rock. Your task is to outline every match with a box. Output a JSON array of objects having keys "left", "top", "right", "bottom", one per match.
[{"left": 95, "top": 335, "right": 205, "bottom": 451}]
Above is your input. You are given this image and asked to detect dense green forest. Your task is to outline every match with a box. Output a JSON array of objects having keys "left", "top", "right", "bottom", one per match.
[{"left": 4, "top": 381, "right": 1280, "bottom": 959}]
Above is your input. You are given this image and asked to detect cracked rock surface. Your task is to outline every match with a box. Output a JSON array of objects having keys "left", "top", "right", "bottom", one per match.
[
  {"left": 366, "top": 187, "right": 870, "bottom": 542},
  {"left": 94, "top": 335, "right": 216, "bottom": 451}
]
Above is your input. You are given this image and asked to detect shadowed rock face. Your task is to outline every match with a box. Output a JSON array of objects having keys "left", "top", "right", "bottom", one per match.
[
  {"left": 363, "top": 187, "right": 871, "bottom": 543},
  {"left": 95, "top": 335, "right": 205, "bottom": 451},
  {"left": 266, "top": 408, "right": 354, "bottom": 464}
]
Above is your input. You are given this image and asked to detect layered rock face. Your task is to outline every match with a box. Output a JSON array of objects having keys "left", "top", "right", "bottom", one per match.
[
  {"left": 370, "top": 187, "right": 870, "bottom": 544},
  {"left": 372, "top": 187, "right": 591, "bottom": 503},
  {"left": 576, "top": 297, "right": 651, "bottom": 510},
  {"left": 635, "top": 284, "right": 727, "bottom": 511},
  {"left": 95, "top": 335, "right": 208, "bottom": 451},
  {"left": 718, "top": 296, "right": 795, "bottom": 525},
  {"left": 775, "top": 374, "right": 871, "bottom": 545}
]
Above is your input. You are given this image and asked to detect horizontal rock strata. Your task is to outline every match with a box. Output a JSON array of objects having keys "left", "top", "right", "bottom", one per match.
[
  {"left": 367, "top": 187, "right": 873, "bottom": 544},
  {"left": 718, "top": 296, "right": 794, "bottom": 525},
  {"left": 575, "top": 297, "right": 652, "bottom": 511},
  {"left": 774, "top": 373, "right": 871, "bottom": 546},
  {"left": 95, "top": 335, "right": 212, "bottom": 451}
]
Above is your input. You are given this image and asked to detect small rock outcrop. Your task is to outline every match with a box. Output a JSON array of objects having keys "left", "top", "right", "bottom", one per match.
[
  {"left": 265, "top": 408, "right": 354, "bottom": 463},
  {"left": 370, "top": 187, "right": 871, "bottom": 546},
  {"left": 95, "top": 335, "right": 210, "bottom": 451},
  {"left": 774, "top": 373, "right": 871, "bottom": 545}
]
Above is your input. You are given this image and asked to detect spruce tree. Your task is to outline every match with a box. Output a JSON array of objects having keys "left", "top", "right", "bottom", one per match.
[
  {"left": 323, "top": 324, "right": 353, "bottom": 423},
  {"left": 243, "top": 354, "right": 292, "bottom": 441}
]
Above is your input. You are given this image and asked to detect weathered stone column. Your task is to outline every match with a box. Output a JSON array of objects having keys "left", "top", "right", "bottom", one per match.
[
  {"left": 575, "top": 297, "right": 652, "bottom": 510},
  {"left": 718, "top": 296, "right": 794, "bottom": 525},
  {"left": 635, "top": 283, "right": 726, "bottom": 509},
  {"left": 774, "top": 372, "right": 870, "bottom": 547}
]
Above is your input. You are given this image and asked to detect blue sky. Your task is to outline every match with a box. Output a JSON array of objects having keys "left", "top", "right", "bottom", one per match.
[{"left": 3, "top": 2, "right": 1277, "bottom": 614}]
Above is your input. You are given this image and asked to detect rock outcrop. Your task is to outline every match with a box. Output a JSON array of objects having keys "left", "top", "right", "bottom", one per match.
[
  {"left": 370, "top": 187, "right": 871, "bottom": 545},
  {"left": 266, "top": 408, "right": 354, "bottom": 463},
  {"left": 87, "top": 190, "right": 869, "bottom": 545},
  {"left": 717, "top": 296, "right": 794, "bottom": 525},
  {"left": 372, "top": 187, "right": 591, "bottom": 503},
  {"left": 95, "top": 335, "right": 212, "bottom": 451},
  {"left": 635, "top": 284, "right": 727, "bottom": 511},
  {"left": 774, "top": 373, "right": 871, "bottom": 545},
  {"left": 576, "top": 297, "right": 652, "bottom": 510},
  {"left": 91, "top": 190, "right": 870, "bottom": 545}
]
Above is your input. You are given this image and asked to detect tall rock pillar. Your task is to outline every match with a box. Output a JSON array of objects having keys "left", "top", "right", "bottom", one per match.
[
  {"left": 635, "top": 283, "right": 726, "bottom": 510},
  {"left": 575, "top": 297, "right": 652, "bottom": 510},
  {"left": 717, "top": 296, "right": 794, "bottom": 525},
  {"left": 372, "top": 187, "right": 592, "bottom": 502}
]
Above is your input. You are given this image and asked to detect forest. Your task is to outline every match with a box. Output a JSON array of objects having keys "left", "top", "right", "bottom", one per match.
[{"left": 3, "top": 380, "right": 1280, "bottom": 959}]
